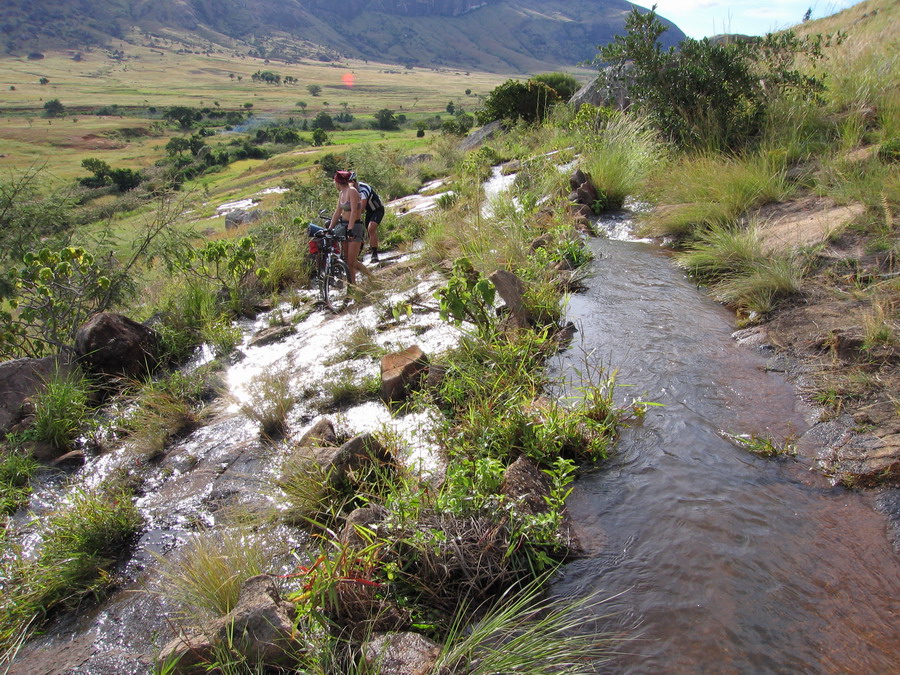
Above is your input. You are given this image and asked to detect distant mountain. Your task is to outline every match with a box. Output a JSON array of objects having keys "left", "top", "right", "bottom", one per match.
[{"left": 0, "top": 0, "right": 687, "bottom": 73}]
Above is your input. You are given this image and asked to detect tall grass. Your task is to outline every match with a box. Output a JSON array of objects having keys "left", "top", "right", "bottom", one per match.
[
  {"left": 0, "top": 448, "right": 40, "bottom": 516},
  {"left": 433, "top": 577, "right": 621, "bottom": 674},
  {"left": 675, "top": 224, "right": 805, "bottom": 314},
  {"left": 239, "top": 368, "right": 296, "bottom": 440},
  {"left": 580, "top": 113, "right": 664, "bottom": 210},
  {"left": 0, "top": 486, "right": 142, "bottom": 653},
  {"left": 641, "top": 151, "right": 795, "bottom": 239},
  {"left": 152, "top": 528, "right": 269, "bottom": 622},
  {"left": 30, "top": 368, "right": 93, "bottom": 451}
]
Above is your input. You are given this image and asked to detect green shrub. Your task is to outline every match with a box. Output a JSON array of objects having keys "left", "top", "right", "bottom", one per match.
[
  {"left": 476, "top": 79, "right": 560, "bottom": 126},
  {"left": 599, "top": 7, "right": 832, "bottom": 151}
]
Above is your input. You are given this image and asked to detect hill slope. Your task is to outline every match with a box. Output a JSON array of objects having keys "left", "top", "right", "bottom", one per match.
[{"left": 1, "top": 0, "right": 686, "bottom": 73}]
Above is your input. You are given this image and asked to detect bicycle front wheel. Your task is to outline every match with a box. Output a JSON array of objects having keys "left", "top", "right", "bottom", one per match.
[{"left": 321, "top": 258, "right": 349, "bottom": 310}]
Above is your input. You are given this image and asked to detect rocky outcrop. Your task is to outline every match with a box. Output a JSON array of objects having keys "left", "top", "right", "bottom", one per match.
[
  {"left": 74, "top": 312, "right": 159, "bottom": 379},
  {"left": 458, "top": 120, "right": 501, "bottom": 153},
  {"left": 158, "top": 575, "right": 296, "bottom": 673},
  {"left": 0, "top": 354, "right": 75, "bottom": 434},
  {"left": 381, "top": 346, "right": 429, "bottom": 404}
]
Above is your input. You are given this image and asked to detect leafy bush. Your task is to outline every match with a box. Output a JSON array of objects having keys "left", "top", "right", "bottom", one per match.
[
  {"left": 599, "top": 7, "right": 834, "bottom": 150},
  {"left": 531, "top": 72, "right": 581, "bottom": 100},
  {"left": 476, "top": 79, "right": 560, "bottom": 126},
  {"left": 0, "top": 247, "right": 117, "bottom": 358}
]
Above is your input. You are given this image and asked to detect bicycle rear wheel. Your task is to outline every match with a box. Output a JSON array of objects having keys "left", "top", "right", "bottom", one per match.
[{"left": 321, "top": 258, "right": 349, "bottom": 310}]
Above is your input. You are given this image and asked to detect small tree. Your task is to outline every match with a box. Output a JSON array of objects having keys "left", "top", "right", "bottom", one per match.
[
  {"left": 374, "top": 108, "right": 399, "bottom": 130},
  {"left": 312, "top": 128, "right": 329, "bottom": 146},
  {"left": 43, "top": 99, "right": 65, "bottom": 117},
  {"left": 39, "top": 77, "right": 49, "bottom": 85},
  {"left": 312, "top": 111, "right": 335, "bottom": 131},
  {"left": 307, "top": 84, "right": 322, "bottom": 97}
]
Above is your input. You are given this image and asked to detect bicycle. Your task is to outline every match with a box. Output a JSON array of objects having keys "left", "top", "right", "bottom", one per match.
[{"left": 308, "top": 223, "right": 350, "bottom": 311}]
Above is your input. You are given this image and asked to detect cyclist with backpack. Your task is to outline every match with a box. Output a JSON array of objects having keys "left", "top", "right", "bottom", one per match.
[
  {"left": 329, "top": 170, "right": 367, "bottom": 284},
  {"left": 350, "top": 172, "right": 384, "bottom": 263}
]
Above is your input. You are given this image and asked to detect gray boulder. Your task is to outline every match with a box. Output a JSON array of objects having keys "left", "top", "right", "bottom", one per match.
[
  {"left": 458, "top": 120, "right": 501, "bottom": 153},
  {"left": 74, "top": 312, "right": 159, "bottom": 379},
  {"left": 225, "top": 208, "right": 267, "bottom": 230}
]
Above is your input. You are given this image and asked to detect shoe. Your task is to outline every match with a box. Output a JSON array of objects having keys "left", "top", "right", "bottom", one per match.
[{"left": 369, "top": 249, "right": 380, "bottom": 263}]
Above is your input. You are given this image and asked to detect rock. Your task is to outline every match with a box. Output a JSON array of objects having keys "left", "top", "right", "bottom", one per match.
[
  {"left": 501, "top": 455, "right": 581, "bottom": 554},
  {"left": 569, "top": 169, "right": 588, "bottom": 191},
  {"left": 501, "top": 455, "right": 553, "bottom": 516},
  {"left": 362, "top": 632, "right": 441, "bottom": 675},
  {"left": 247, "top": 324, "right": 295, "bottom": 348},
  {"left": 488, "top": 270, "right": 530, "bottom": 330},
  {"left": 224, "top": 208, "right": 267, "bottom": 231},
  {"left": 575, "top": 181, "right": 598, "bottom": 206},
  {"left": 569, "top": 202, "right": 594, "bottom": 219},
  {"left": 569, "top": 77, "right": 606, "bottom": 109},
  {"left": 74, "top": 312, "right": 159, "bottom": 379},
  {"left": 424, "top": 362, "right": 447, "bottom": 394},
  {"left": 458, "top": 120, "right": 501, "bottom": 153},
  {"left": 308, "top": 433, "right": 394, "bottom": 490},
  {"left": 51, "top": 449, "right": 86, "bottom": 468},
  {"left": 342, "top": 505, "right": 387, "bottom": 548},
  {"left": 297, "top": 417, "right": 338, "bottom": 448},
  {"left": 0, "top": 354, "right": 74, "bottom": 433},
  {"left": 381, "top": 346, "right": 429, "bottom": 404},
  {"left": 158, "top": 575, "right": 296, "bottom": 673}
]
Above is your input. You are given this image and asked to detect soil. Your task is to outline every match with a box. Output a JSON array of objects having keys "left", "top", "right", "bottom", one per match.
[{"left": 739, "top": 196, "right": 899, "bottom": 487}]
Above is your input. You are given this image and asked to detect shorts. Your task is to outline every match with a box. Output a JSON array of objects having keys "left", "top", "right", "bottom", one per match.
[
  {"left": 365, "top": 206, "right": 385, "bottom": 226},
  {"left": 335, "top": 220, "right": 365, "bottom": 242}
]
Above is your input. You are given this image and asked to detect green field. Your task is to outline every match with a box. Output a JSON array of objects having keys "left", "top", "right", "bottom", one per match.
[{"left": 0, "top": 36, "right": 509, "bottom": 179}]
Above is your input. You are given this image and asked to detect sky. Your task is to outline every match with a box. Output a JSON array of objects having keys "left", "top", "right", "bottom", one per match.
[{"left": 642, "top": 0, "right": 861, "bottom": 39}]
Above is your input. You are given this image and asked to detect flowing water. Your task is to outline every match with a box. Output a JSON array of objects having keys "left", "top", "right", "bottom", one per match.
[{"left": 549, "top": 218, "right": 900, "bottom": 673}]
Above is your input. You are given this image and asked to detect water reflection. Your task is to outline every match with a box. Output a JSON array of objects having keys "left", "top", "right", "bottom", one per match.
[{"left": 550, "top": 226, "right": 900, "bottom": 672}]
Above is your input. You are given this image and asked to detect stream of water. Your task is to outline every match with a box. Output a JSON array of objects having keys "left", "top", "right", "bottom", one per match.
[{"left": 549, "top": 220, "right": 900, "bottom": 673}]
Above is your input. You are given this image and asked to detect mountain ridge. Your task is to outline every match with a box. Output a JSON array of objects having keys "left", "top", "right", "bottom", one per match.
[{"left": 1, "top": 0, "right": 687, "bottom": 73}]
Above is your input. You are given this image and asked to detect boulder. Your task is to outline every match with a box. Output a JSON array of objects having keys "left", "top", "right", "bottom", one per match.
[
  {"left": 296, "top": 417, "right": 338, "bottom": 448},
  {"left": 0, "top": 354, "right": 75, "bottom": 434},
  {"left": 158, "top": 575, "right": 296, "bottom": 673},
  {"left": 501, "top": 455, "right": 581, "bottom": 554},
  {"left": 488, "top": 269, "right": 530, "bottom": 330},
  {"left": 306, "top": 433, "right": 394, "bottom": 490},
  {"left": 341, "top": 505, "right": 387, "bottom": 548},
  {"left": 362, "top": 632, "right": 441, "bottom": 675},
  {"left": 458, "top": 120, "right": 501, "bottom": 153},
  {"left": 224, "top": 208, "right": 267, "bottom": 231},
  {"left": 74, "top": 313, "right": 159, "bottom": 379},
  {"left": 381, "top": 346, "right": 429, "bottom": 404}
]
